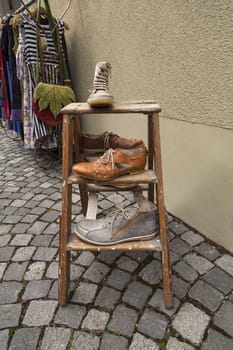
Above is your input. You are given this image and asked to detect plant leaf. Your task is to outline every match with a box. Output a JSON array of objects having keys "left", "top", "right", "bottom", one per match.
[{"left": 34, "top": 83, "right": 76, "bottom": 117}]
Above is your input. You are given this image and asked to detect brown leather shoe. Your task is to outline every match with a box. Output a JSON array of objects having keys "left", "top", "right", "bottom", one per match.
[
  {"left": 81, "top": 131, "right": 144, "bottom": 152},
  {"left": 72, "top": 146, "right": 147, "bottom": 181}
]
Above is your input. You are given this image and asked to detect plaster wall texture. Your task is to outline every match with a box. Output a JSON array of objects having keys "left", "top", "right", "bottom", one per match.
[{"left": 50, "top": 0, "right": 233, "bottom": 250}]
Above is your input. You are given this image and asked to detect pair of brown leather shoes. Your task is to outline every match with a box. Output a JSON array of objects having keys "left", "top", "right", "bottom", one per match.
[
  {"left": 81, "top": 131, "right": 143, "bottom": 152},
  {"left": 72, "top": 145, "right": 147, "bottom": 181}
]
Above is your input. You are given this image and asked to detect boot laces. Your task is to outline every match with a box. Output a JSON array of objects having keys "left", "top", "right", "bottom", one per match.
[
  {"left": 92, "top": 62, "right": 111, "bottom": 91},
  {"left": 107, "top": 207, "right": 131, "bottom": 234}
]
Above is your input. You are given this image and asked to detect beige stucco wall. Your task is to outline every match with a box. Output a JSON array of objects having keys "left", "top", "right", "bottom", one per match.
[{"left": 50, "top": 0, "right": 233, "bottom": 250}]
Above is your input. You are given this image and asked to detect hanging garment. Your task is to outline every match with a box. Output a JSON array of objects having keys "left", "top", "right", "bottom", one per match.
[
  {"left": 16, "top": 13, "right": 67, "bottom": 146},
  {"left": 1, "top": 17, "right": 23, "bottom": 138}
]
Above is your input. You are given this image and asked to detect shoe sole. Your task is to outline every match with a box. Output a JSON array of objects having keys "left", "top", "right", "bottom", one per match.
[
  {"left": 74, "top": 169, "right": 145, "bottom": 182},
  {"left": 74, "top": 227, "right": 157, "bottom": 246},
  {"left": 88, "top": 98, "right": 113, "bottom": 107}
]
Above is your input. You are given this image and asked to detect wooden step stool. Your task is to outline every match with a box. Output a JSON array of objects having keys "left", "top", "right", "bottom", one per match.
[{"left": 59, "top": 100, "right": 173, "bottom": 308}]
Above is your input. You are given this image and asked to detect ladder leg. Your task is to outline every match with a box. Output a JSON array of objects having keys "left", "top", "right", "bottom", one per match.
[
  {"left": 153, "top": 112, "right": 173, "bottom": 308},
  {"left": 148, "top": 114, "right": 155, "bottom": 202},
  {"left": 59, "top": 114, "right": 73, "bottom": 305}
]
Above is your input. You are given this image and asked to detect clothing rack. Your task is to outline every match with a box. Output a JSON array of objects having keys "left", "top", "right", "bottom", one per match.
[{"left": 14, "top": 0, "right": 37, "bottom": 15}]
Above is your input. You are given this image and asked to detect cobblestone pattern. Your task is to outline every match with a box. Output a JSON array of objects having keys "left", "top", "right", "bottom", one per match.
[{"left": 0, "top": 134, "right": 233, "bottom": 349}]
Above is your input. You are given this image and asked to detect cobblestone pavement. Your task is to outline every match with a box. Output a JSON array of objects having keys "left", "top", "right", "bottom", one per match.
[{"left": 1, "top": 131, "right": 233, "bottom": 350}]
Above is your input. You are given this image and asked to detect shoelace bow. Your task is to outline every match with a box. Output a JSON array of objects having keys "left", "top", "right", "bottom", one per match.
[
  {"left": 100, "top": 148, "right": 116, "bottom": 171},
  {"left": 104, "top": 132, "right": 118, "bottom": 149},
  {"left": 107, "top": 207, "right": 132, "bottom": 234}
]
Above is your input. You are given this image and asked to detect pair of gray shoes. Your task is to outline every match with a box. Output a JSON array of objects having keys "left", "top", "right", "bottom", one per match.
[{"left": 74, "top": 199, "right": 158, "bottom": 245}]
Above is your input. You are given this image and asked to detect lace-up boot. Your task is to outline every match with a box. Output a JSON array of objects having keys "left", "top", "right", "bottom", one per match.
[
  {"left": 74, "top": 199, "right": 158, "bottom": 245},
  {"left": 87, "top": 62, "right": 113, "bottom": 107}
]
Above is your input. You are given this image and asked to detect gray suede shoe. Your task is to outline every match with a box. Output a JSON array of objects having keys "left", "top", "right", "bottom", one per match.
[{"left": 74, "top": 199, "right": 158, "bottom": 245}]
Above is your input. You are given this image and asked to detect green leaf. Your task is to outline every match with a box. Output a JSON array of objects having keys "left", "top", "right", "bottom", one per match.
[{"left": 34, "top": 83, "right": 76, "bottom": 117}]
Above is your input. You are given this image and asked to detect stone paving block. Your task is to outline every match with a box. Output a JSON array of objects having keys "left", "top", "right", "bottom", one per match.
[
  {"left": 0, "top": 263, "right": 7, "bottom": 279},
  {"left": 0, "top": 247, "right": 15, "bottom": 262},
  {"left": 24, "top": 261, "right": 46, "bottom": 280},
  {"left": 84, "top": 261, "right": 110, "bottom": 283},
  {"left": 1, "top": 207, "right": 17, "bottom": 216},
  {"left": 0, "top": 224, "right": 13, "bottom": 235},
  {"left": 39, "top": 182, "right": 53, "bottom": 189},
  {"left": 123, "top": 281, "right": 152, "bottom": 309},
  {"left": 9, "top": 234, "right": 32, "bottom": 246},
  {"left": 194, "top": 241, "right": 221, "bottom": 261},
  {"left": 169, "top": 251, "right": 180, "bottom": 265},
  {"left": 181, "top": 230, "right": 204, "bottom": 246},
  {"left": 39, "top": 199, "right": 55, "bottom": 208},
  {"left": 98, "top": 251, "right": 121, "bottom": 264},
  {"left": 2, "top": 216, "right": 20, "bottom": 225},
  {"left": 166, "top": 337, "right": 195, "bottom": 350},
  {"left": 95, "top": 286, "right": 121, "bottom": 309},
  {"left": 11, "top": 199, "right": 27, "bottom": 207},
  {"left": 0, "top": 304, "right": 22, "bottom": 329},
  {"left": 43, "top": 223, "right": 60, "bottom": 235},
  {"left": 173, "top": 261, "right": 198, "bottom": 283},
  {"left": 31, "top": 235, "right": 53, "bottom": 247},
  {"left": 106, "top": 268, "right": 131, "bottom": 290},
  {"left": 170, "top": 238, "right": 191, "bottom": 256},
  {"left": 184, "top": 253, "right": 214, "bottom": 275},
  {"left": 215, "top": 254, "right": 233, "bottom": 277},
  {"left": 129, "top": 333, "right": 159, "bottom": 350},
  {"left": 40, "top": 210, "right": 59, "bottom": 223},
  {"left": 0, "top": 234, "right": 11, "bottom": 247},
  {"left": 172, "top": 303, "right": 210, "bottom": 345},
  {"left": 107, "top": 304, "right": 138, "bottom": 337},
  {"left": 55, "top": 304, "right": 86, "bottom": 328},
  {"left": 30, "top": 207, "right": 47, "bottom": 216},
  {"left": 188, "top": 280, "right": 224, "bottom": 311},
  {"left": 40, "top": 327, "right": 71, "bottom": 350},
  {"left": 12, "top": 247, "right": 36, "bottom": 261},
  {"left": 14, "top": 207, "right": 31, "bottom": 216},
  {"left": 12, "top": 223, "right": 30, "bottom": 234},
  {"left": 169, "top": 221, "right": 188, "bottom": 235},
  {"left": 137, "top": 308, "right": 168, "bottom": 339},
  {"left": 71, "top": 331, "right": 100, "bottom": 350},
  {"left": 9, "top": 327, "right": 41, "bottom": 350},
  {"left": 214, "top": 300, "right": 233, "bottom": 337},
  {"left": 229, "top": 292, "right": 233, "bottom": 302},
  {"left": 100, "top": 333, "right": 128, "bottom": 350},
  {"left": 21, "top": 214, "right": 38, "bottom": 223},
  {"left": 148, "top": 288, "right": 180, "bottom": 316},
  {"left": 139, "top": 260, "right": 162, "bottom": 285},
  {"left": 72, "top": 282, "right": 98, "bottom": 304},
  {"left": 116, "top": 255, "right": 139, "bottom": 272},
  {"left": 74, "top": 251, "right": 96, "bottom": 267},
  {"left": 172, "top": 275, "right": 190, "bottom": 299},
  {"left": 126, "top": 251, "right": 149, "bottom": 263},
  {"left": 70, "top": 264, "right": 85, "bottom": 281},
  {"left": 32, "top": 247, "right": 57, "bottom": 261},
  {"left": 45, "top": 262, "right": 58, "bottom": 279},
  {"left": 23, "top": 300, "right": 57, "bottom": 326},
  {"left": 28, "top": 221, "right": 48, "bottom": 235},
  {"left": 22, "top": 280, "right": 52, "bottom": 300},
  {"left": 0, "top": 281, "right": 23, "bottom": 304},
  {"left": 0, "top": 330, "right": 8, "bottom": 350},
  {"left": 81, "top": 308, "right": 110, "bottom": 331},
  {"left": 201, "top": 328, "right": 233, "bottom": 350}
]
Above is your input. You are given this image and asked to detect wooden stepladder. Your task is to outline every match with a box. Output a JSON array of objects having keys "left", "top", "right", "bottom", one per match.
[{"left": 59, "top": 101, "right": 173, "bottom": 309}]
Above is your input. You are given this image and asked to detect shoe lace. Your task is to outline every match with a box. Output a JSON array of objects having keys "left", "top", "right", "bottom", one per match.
[
  {"left": 104, "top": 132, "right": 118, "bottom": 150},
  {"left": 100, "top": 148, "right": 116, "bottom": 171},
  {"left": 91, "top": 62, "right": 111, "bottom": 91},
  {"left": 107, "top": 207, "right": 132, "bottom": 234}
]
